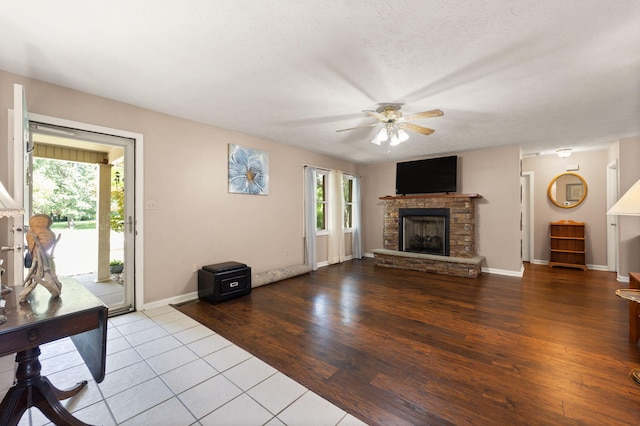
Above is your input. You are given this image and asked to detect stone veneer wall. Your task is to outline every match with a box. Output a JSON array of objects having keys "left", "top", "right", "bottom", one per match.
[
  {"left": 382, "top": 194, "right": 480, "bottom": 257},
  {"left": 372, "top": 249, "right": 484, "bottom": 278},
  {"left": 374, "top": 194, "right": 484, "bottom": 278}
]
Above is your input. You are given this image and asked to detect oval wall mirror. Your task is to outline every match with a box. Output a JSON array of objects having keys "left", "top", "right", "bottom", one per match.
[{"left": 547, "top": 172, "right": 588, "bottom": 208}]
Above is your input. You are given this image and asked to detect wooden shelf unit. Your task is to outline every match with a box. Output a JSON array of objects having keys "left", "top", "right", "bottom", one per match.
[{"left": 549, "top": 220, "right": 587, "bottom": 270}]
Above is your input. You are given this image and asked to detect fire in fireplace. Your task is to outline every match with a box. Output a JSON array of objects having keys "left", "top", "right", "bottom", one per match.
[{"left": 398, "top": 208, "right": 450, "bottom": 256}]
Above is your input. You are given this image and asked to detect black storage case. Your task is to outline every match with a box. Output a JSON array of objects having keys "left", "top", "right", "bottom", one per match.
[{"left": 198, "top": 261, "right": 251, "bottom": 304}]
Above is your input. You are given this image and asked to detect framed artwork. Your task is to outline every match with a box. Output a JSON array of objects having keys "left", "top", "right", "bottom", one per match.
[
  {"left": 228, "top": 144, "right": 269, "bottom": 195},
  {"left": 566, "top": 183, "right": 583, "bottom": 201}
]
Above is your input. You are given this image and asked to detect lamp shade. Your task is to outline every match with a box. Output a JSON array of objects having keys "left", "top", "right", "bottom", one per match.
[
  {"left": 378, "top": 127, "right": 388, "bottom": 142},
  {"left": 608, "top": 179, "right": 640, "bottom": 216},
  {"left": 0, "top": 182, "right": 23, "bottom": 218}
]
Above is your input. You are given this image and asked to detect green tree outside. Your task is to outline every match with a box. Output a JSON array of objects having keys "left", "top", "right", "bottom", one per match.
[
  {"left": 33, "top": 158, "right": 125, "bottom": 233},
  {"left": 32, "top": 158, "right": 97, "bottom": 223}
]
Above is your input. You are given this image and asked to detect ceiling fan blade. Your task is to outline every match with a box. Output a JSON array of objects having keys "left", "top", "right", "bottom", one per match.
[
  {"left": 402, "top": 109, "right": 444, "bottom": 121},
  {"left": 336, "top": 122, "right": 381, "bottom": 132},
  {"left": 363, "top": 110, "right": 388, "bottom": 121},
  {"left": 404, "top": 122, "right": 435, "bottom": 135}
]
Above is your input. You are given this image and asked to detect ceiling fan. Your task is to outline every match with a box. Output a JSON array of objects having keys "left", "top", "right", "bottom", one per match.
[{"left": 336, "top": 104, "right": 444, "bottom": 147}]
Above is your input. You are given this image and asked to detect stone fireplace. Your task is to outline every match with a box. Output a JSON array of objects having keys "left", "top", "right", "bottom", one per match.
[{"left": 373, "top": 194, "right": 484, "bottom": 278}]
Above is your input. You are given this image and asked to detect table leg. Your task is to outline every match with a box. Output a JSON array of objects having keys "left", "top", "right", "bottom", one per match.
[
  {"left": 0, "top": 347, "right": 92, "bottom": 426},
  {"left": 44, "top": 376, "right": 89, "bottom": 400},
  {"left": 630, "top": 369, "right": 640, "bottom": 386}
]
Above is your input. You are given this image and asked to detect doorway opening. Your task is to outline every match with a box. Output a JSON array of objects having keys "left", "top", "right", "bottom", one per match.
[
  {"left": 522, "top": 172, "right": 534, "bottom": 264},
  {"left": 29, "top": 122, "right": 136, "bottom": 315},
  {"left": 606, "top": 159, "right": 619, "bottom": 273}
]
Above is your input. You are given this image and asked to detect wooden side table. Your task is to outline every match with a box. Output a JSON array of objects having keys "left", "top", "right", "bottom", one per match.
[
  {"left": 627, "top": 272, "right": 640, "bottom": 344},
  {"left": 0, "top": 280, "right": 108, "bottom": 426},
  {"left": 615, "top": 283, "right": 640, "bottom": 386}
]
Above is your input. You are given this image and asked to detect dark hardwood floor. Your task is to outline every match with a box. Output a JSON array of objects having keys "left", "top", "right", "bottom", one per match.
[{"left": 174, "top": 259, "right": 640, "bottom": 425}]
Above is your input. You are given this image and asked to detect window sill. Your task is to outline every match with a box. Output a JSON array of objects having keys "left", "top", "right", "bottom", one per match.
[{"left": 316, "top": 229, "right": 353, "bottom": 236}]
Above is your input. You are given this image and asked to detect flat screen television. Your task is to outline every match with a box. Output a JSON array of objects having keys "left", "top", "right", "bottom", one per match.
[{"left": 395, "top": 155, "right": 457, "bottom": 195}]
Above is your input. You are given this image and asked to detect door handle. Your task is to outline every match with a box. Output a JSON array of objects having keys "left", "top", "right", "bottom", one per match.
[{"left": 1, "top": 244, "right": 23, "bottom": 252}]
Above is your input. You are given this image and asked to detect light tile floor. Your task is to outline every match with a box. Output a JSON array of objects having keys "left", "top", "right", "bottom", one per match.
[{"left": 0, "top": 305, "right": 368, "bottom": 426}]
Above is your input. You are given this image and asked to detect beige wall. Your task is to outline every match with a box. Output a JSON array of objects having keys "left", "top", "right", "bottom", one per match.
[
  {"left": 0, "top": 70, "right": 357, "bottom": 304},
  {"left": 358, "top": 161, "right": 394, "bottom": 258},
  {"left": 359, "top": 145, "right": 523, "bottom": 274},
  {"left": 315, "top": 233, "right": 354, "bottom": 265},
  {"left": 523, "top": 149, "right": 609, "bottom": 267}
]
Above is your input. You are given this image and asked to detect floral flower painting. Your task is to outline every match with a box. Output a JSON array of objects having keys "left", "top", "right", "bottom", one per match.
[{"left": 228, "top": 144, "right": 269, "bottom": 195}]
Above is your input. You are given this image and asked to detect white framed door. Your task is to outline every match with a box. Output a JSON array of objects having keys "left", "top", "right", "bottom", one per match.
[
  {"left": 7, "top": 84, "right": 29, "bottom": 287},
  {"left": 9, "top": 84, "right": 145, "bottom": 313},
  {"left": 606, "top": 160, "right": 619, "bottom": 272},
  {"left": 522, "top": 172, "right": 534, "bottom": 263},
  {"left": 28, "top": 116, "right": 143, "bottom": 315}
]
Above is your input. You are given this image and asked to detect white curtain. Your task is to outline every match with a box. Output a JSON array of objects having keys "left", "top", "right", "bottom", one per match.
[
  {"left": 303, "top": 166, "right": 318, "bottom": 271},
  {"left": 327, "top": 169, "right": 345, "bottom": 264},
  {"left": 351, "top": 175, "right": 363, "bottom": 259}
]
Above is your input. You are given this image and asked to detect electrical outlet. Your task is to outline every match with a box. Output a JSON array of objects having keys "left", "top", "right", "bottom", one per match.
[
  {"left": 145, "top": 200, "right": 157, "bottom": 210},
  {"left": 192, "top": 264, "right": 198, "bottom": 272},
  {"left": 285, "top": 248, "right": 289, "bottom": 256}
]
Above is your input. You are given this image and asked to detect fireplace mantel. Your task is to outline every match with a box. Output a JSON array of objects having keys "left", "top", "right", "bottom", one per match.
[{"left": 379, "top": 193, "right": 482, "bottom": 200}]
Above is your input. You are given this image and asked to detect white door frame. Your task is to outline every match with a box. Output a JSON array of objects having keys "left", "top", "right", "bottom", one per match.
[
  {"left": 522, "top": 172, "right": 535, "bottom": 263},
  {"left": 8, "top": 85, "right": 27, "bottom": 285},
  {"left": 606, "top": 160, "right": 619, "bottom": 273},
  {"left": 25, "top": 112, "right": 145, "bottom": 310}
]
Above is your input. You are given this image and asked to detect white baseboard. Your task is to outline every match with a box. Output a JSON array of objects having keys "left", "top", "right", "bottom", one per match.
[
  {"left": 141, "top": 291, "right": 198, "bottom": 311},
  {"left": 532, "top": 259, "right": 610, "bottom": 272},
  {"left": 587, "top": 264, "right": 609, "bottom": 271},
  {"left": 482, "top": 266, "right": 524, "bottom": 277},
  {"left": 617, "top": 274, "right": 631, "bottom": 283}
]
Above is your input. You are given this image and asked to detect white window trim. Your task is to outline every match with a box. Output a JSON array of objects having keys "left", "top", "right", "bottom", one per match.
[
  {"left": 343, "top": 173, "right": 355, "bottom": 232},
  {"left": 316, "top": 169, "right": 329, "bottom": 233},
  {"left": 315, "top": 170, "right": 355, "bottom": 235}
]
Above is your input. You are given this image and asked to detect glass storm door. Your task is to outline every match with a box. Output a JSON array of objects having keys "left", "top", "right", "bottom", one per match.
[{"left": 11, "top": 84, "right": 137, "bottom": 314}]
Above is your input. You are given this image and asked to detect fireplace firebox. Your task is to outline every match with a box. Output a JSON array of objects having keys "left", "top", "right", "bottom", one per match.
[{"left": 398, "top": 208, "right": 450, "bottom": 256}]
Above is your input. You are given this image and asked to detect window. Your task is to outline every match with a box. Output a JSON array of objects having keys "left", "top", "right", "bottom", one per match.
[
  {"left": 343, "top": 175, "right": 354, "bottom": 229},
  {"left": 315, "top": 171, "right": 354, "bottom": 232},
  {"left": 316, "top": 171, "right": 327, "bottom": 231}
]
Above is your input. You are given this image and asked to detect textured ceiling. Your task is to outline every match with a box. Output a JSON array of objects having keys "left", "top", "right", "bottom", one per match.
[{"left": 2, "top": 1, "right": 639, "bottom": 164}]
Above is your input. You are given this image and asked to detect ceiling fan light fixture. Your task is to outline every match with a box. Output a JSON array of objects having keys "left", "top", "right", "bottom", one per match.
[
  {"left": 336, "top": 105, "right": 443, "bottom": 152},
  {"left": 397, "top": 129, "right": 409, "bottom": 143},
  {"left": 556, "top": 148, "right": 572, "bottom": 158},
  {"left": 378, "top": 127, "right": 389, "bottom": 142},
  {"left": 370, "top": 128, "right": 384, "bottom": 145}
]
